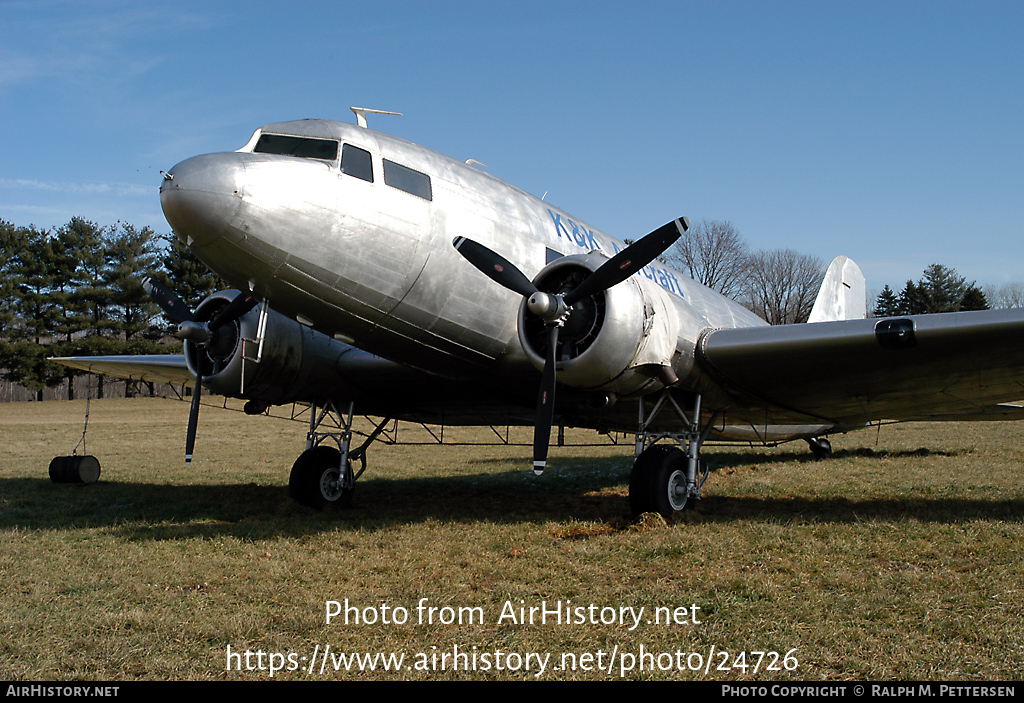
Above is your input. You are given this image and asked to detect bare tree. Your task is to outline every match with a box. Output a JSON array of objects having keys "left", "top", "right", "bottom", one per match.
[
  {"left": 984, "top": 282, "right": 1024, "bottom": 309},
  {"left": 744, "top": 249, "right": 825, "bottom": 325},
  {"left": 665, "top": 219, "right": 749, "bottom": 299}
]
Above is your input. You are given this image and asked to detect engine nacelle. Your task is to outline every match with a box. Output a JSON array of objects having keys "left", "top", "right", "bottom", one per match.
[
  {"left": 184, "top": 290, "right": 353, "bottom": 405},
  {"left": 517, "top": 254, "right": 682, "bottom": 396}
]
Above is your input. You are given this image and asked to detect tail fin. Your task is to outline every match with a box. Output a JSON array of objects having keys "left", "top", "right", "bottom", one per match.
[{"left": 808, "top": 255, "right": 866, "bottom": 322}]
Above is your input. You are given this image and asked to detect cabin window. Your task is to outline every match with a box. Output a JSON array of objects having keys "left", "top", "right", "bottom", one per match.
[
  {"left": 383, "top": 159, "right": 432, "bottom": 201},
  {"left": 253, "top": 134, "right": 339, "bottom": 160},
  {"left": 341, "top": 144, "right": 374, "bottom": 182}
]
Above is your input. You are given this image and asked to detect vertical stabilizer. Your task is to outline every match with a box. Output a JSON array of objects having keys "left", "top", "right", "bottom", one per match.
[{"left": 808, "top": 255, "right": 866, "bottom": 322}]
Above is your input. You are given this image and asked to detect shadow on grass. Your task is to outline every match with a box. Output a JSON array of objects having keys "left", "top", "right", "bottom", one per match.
[
  {"left": 706, "top": 446, "right": 960, "bottom": 469},
  {"left": 2, "top": 449, "right": 1020, "bottom": 539},
  {"left": 0, "top": 455, "right": 631, "bottom": 535},
  {"left": 695, "top": 495, "right": 1024, "bottom": 524}
]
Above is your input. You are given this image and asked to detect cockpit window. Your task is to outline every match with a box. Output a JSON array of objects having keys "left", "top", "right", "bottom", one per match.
[
  {"left": 253, "top": 134, "right": 339, "bottom": 160},
  {"left": 341, "top": 144, "right": 374, "bottom": 182},
  {"left": 383, "top": 159, "right": 432, "bottom": 201}
]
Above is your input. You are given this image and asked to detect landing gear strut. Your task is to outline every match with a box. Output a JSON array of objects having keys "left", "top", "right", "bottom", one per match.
[
  {"left": 629, "top": 391, "right": 719, "bottom": 518},
  {"left": 288, "top": 400, "right": 390, "bottom": 511}
]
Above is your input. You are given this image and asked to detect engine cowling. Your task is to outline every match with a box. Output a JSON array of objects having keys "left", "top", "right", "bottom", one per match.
[
  {"left": 517, "top": 254, "right": 682, "bottom": 396},
  {"left": 184, "top": 290, "right": 354, "bottom": 405}
]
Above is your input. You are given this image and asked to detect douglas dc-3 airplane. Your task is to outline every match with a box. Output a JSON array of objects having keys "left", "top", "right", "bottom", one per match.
[{"left": 55, "top": 109, "right": 1024, "bottom": 518}]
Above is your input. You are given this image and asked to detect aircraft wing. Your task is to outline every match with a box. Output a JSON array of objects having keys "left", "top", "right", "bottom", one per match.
[
  {"left": 48, "top": 349, "right": 534, "bottom": 426},
  {"left": 50, "top": 355, "right": 194, "bottom": 386},
  {"left": 697, "top": 308, "right": 1024, "bottom": 426}
]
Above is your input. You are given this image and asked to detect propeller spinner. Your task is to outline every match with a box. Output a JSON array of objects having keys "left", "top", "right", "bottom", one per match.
[{"left": 453, "top": 217, "right": 689, "bottom": 475}]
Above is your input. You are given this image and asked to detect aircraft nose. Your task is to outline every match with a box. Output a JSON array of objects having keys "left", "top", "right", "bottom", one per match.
[{"left": 160, "top": 153, "right": 245, "bottom": 247}]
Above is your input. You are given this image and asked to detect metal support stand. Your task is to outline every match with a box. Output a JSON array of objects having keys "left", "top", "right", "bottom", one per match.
[
  {"left": 304, "top": 399, "right": 393, "bottom": 490},
  {"left": 306, "top": 400, "right": 355, "bottom": 491},
  {"left": 635, "top": 389, "right": 722, "bottom": 503}
]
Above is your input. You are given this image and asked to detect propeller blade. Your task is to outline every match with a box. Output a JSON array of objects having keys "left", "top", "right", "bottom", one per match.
[
  {"left": 453, "top": 219, "right": 688, "bottom": 477},
  {"left": 144, "top": 280, "right": 255, "bottom": 465},
  {"left": 532, "top": 324, "right": 559, "bottom": 476},
  {"left": 564, "top": 217, "right": 689, "bottom": 307},
  {"left": 185, "top": 374, "right": 202, "bottom": 466},
  {"left": 452, "top": 237, "right": 539, "bottom": 299},
  {"left": 143, "top": 277, "right": 195, "bottom": 324},
  {"left": 207, "top": 293, "right": 259, "bottom": 332}
]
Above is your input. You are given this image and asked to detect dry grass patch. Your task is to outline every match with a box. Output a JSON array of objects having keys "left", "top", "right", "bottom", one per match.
[{"left": 2, "top": 399, "right": 1023, "bottom": 679}]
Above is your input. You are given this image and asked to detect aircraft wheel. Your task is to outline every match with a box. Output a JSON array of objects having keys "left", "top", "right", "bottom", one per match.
[
  {"left": 289, "top": 446, "right": 354, "bottom": 510},
  {"left": 808, "top": 437, "right": 833, "bottom": 460},
  {"left": 629, "top": 445, "right": 693, "bottom": 518}
]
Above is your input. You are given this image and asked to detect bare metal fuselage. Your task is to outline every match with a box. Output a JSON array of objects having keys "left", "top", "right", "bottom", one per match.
[{"left": 159, "top": 118, "right": 828, "bottom": 441}]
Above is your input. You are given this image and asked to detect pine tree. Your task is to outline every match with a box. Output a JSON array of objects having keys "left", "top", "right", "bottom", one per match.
[
  {"left": 1, "top": 225, "right": 66, "bottom": 399},
  {"left": 51, "top": 218, "right": 116, "bottom": 398},
  {"left": 57, "top": 218, "right": 112, "bottom": 336},
  {"left": 899, "top": 280, "right": 927, "bottom": 315},
  {"left": 959, "top": 285, "right": 989, "bottom": 311},
  {"left": 873, "top": 285, "right": 902, "bottom": 317},
  {"left": 157, "top": 233, "right": 227, "bottom": 323},
  {"left": 104, "top": 223, "right": 161, "bottom": 343},
  {"left": 918, "top": 264, "right": 968, "bottom": 313},
  {"left": 103, "top": 223, "right": 165, "bottom": 396},
  {"left": 0, "top": 219, "right": 20, "bottom": 338}
]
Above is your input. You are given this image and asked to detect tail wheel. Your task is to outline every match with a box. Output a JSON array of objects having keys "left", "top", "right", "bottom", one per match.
[
  {"left": 808, "top": 437, "right": 833, "bottom": 460},
  {"left": 289, "top": 446, "right": 354, "bottom": 510}
]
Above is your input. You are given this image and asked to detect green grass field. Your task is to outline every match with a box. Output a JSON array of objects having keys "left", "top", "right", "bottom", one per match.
[{"left": 2, "top": 397, "right": 1023, "bottom": 680}]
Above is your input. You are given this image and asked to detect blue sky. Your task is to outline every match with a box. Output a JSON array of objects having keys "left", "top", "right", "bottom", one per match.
[{"left": 1, "top": 1, "right": 1021, "bottom": 291}]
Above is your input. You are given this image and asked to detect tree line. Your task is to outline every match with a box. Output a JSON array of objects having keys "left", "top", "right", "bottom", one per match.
[
  {"left": 0, "top": 217, "right": 224, "bottom": 400},
  {"left": 873, "top": 266, "right": 989, "bottom": 316},
  {"left": 875, "top": 275, "right": 1024, "bottom": 315},
  {"left": 665, "top": 219, "right": 827, "bottom": 324},
  {"left": 2, "top": 215, "right": 1019, "bottom": 400},
  {"left": 666, "top": 219, "right": 1020, "bottom": 322}
]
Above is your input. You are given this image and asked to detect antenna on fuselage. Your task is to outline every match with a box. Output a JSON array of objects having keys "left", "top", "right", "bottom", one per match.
[{"left": 350, "top": 107, "right": 402, "bottom": 128}]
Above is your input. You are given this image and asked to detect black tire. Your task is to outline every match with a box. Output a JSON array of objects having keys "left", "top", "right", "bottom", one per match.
[
  {"left": 289, "top": 446, "right": 354, "bottom": 511},
  {"left": 629, "top": 445, "right": 690, "bottom": 518},
  {"left": 808, "top": 437, "right": 833, "bottom": 460}
]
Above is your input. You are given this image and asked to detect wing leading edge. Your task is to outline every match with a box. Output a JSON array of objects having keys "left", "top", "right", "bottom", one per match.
[
  {"left": 50, "top": 355, "right": 194, "bottom": 386},
  {"left": 697, "top": 308, "right": 1024, "bottom": 426}
]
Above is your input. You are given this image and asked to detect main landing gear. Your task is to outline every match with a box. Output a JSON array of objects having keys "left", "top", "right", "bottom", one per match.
[
  {"left": 288, "top": 400, "right": 391, "bottom": 511},
  {"left": 629, "top": 391, "right": 720, "bottom": 519}
]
